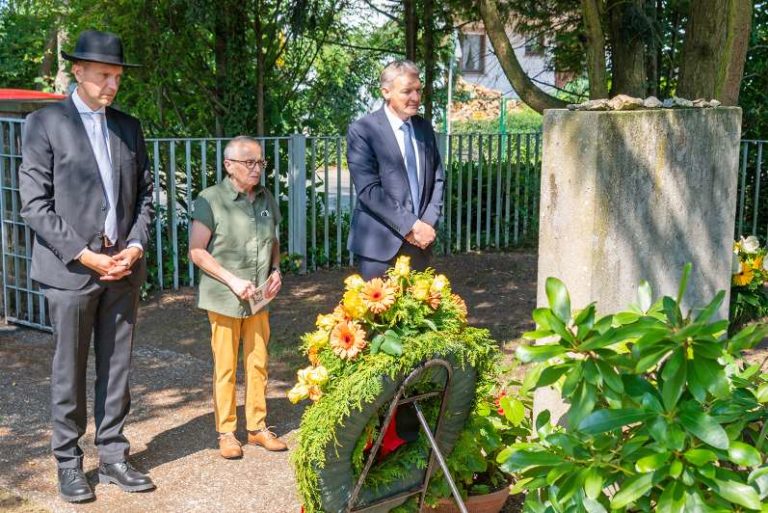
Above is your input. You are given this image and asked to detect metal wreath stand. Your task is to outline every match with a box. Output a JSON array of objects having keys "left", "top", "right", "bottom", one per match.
[{"left": 345, "top": 358, "right": 469, "bottom": 513}]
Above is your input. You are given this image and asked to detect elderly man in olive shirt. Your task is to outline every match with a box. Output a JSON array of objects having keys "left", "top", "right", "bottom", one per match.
[{"left": 189, "top": 136, "right": 287, "bottom": 459}]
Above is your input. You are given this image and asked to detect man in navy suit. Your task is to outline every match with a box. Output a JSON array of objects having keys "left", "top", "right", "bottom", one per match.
[{"left": 347, "top": 60, "right": 445, "bottom": 279}]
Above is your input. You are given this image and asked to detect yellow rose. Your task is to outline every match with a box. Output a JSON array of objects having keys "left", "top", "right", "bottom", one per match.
[
  {"left": 390, "top": 256, "right": 411, "bottom": 279},
  {"left": 306, "top": 329, "right": 330, "bottom": 349},
  {"left": 344, "top": 274, "right": 366, "bottom": 291},
  {"left": 288, "top": 383, "right": 310, "bottom": 404},
  {"left": 307, "top": 365, "right": 329, "bottom": 386},
  {"left": 297, "top": 366, "right": 312, "bottom": 385},
  {"left": 431, "top": 274, "right": 449, "bottom": 293},
  {"left": 316, "top": 313, "right": 337, "bottom": 331},
  {"left": 342, "top": 289, "right": 368, "bottom": 319},
  {"left": 411, "top": 277, "right": 432, "bottom": 301}
]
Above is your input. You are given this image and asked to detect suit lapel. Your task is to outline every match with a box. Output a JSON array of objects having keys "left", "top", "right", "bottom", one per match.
[
  {"left": 63, "top": 97, "right": 105, "bottom": 186},
  {"left": 374, "top": 108, "right": 407, "bottom": 175},
  {"left": 105, "top": 109, "right": 122, "bottom": 203}
]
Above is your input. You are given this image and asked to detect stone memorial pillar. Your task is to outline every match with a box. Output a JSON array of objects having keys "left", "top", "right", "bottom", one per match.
[
  {"left": 534, "top": 107, "right": 742, "bottom": 424},
  {"left": 537, "top": 107, "right": 742, "bottom": 319}
]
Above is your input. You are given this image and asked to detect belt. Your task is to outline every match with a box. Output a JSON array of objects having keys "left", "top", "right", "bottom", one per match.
[{"left": 101, "top": 234, "right": 118, "bottom": 255}]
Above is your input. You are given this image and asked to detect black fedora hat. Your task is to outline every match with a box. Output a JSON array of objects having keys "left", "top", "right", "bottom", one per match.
[{"left": 61, "top": 30, "right": 140, "bottom": 68}]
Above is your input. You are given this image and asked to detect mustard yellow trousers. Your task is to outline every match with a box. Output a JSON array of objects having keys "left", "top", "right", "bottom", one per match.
[{"left": 207, "top": 311, "right": 270, "bottom": 433}]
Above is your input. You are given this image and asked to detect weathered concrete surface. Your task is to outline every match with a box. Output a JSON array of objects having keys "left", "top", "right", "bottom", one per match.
[{"left": 537, "top": 108, "right": 742, "bottom": 319}]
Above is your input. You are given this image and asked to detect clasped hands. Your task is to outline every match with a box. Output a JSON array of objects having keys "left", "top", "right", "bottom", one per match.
[
  {"left": 405, "top": 219, "right": 436, "bottom": 249},
  {"left": 78, "top": 247, "right": 143, "bottom": 281}
]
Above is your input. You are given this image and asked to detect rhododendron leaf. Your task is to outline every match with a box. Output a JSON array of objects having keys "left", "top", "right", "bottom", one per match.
[
  {"left": 609, "top": 472, "right": 654, "bottom": 509},
  {"left": 638, "top": 280, "right": 653, "bottom": 313},
  {"left": 545, "top": 277, "right": 571, "bottom": 323}
]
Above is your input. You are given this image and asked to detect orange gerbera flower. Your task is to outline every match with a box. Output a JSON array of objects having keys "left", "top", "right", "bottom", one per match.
[
  {"left": 330, "top": 321, "right": 367, "bottom": 359},
  {"left": 451, "top": 293, "right": 468, "bottom": 320},
  {"left": 427, "top": 293, "right": 442, "bottom": 310},
  {"left": 362, "top": 278, "right": 396, "bottom": 314},
  {"left": 333, "top": 305, "right": 351, "bottom": 322}
]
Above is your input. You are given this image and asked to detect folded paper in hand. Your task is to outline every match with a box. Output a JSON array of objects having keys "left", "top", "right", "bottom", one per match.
[{"left": 248, "top": 281, "right": 274, "bottom": 315}]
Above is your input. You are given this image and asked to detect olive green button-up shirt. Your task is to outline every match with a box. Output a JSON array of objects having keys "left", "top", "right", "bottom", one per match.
[{"left": 191, "top": 177, "right": 281, "bottom": 318}]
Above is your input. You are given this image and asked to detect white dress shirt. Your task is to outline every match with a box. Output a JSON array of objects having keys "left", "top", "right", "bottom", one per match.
[
  {"left": 384, "top": 104, "right": 422, "bottom": 187},
  {"left": 72, "top": 89, "right": 143, "bottom": 256}
]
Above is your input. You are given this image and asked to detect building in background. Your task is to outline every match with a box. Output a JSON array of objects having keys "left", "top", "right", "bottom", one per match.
[{"left": 458, "top": 22, "right": 570, "bottom": 99}]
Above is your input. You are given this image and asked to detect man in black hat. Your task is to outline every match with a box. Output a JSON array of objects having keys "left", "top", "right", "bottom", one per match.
[{"left": 19, "top": 30, "right": 155, "bottom": 502}]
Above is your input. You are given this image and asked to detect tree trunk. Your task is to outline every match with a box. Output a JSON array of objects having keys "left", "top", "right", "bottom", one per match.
[
  {"left": 404, "top": 0, "right": 418, "bottom": 61},
  {"left": 213, "top": 7, "right": 228, "bottom": 137},
  {"left": 54, "top": 27, "right": 70, "bottom": 94},
  {"left": 423, "top": 0, "right": 434, "bottom": 121},
  {"left": 607, "top": 0, "right": 647, "bottom": 97},
  {"left": 478, "top": 0, "right": 567, "bottom": 113},
  {"left": 677, "top": 0, "right": 752, "bottom": 105},
  {"left": 661, "top": 7, "right": 682, "bottom": 98},
  {"left": 39, "top": 28, "right": 57, "bottom": 90},
  {"left": 645, "top": 0, "right": 660, "bottom": 97},
  {"left": 581, "top": 0, "right": 609, "bottom": 99},
  {"left": 254, "top": 1, "right": 266, "bottom": 136}
]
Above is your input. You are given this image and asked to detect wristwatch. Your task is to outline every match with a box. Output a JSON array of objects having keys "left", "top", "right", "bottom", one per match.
[{"left": 270, "top": 266, "right": 281, "bottom": 276}]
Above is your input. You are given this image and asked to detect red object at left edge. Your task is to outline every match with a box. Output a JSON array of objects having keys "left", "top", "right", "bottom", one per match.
[{"left": 0, "top": 89, "right": 65, "bottom": 101}]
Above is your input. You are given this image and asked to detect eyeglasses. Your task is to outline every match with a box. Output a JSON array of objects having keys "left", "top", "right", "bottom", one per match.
[{"left": 226, "top": 158, "right": 268, "bottom": 169}]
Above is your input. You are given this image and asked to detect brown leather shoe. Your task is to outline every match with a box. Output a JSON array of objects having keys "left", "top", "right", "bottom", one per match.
[
  {"left": 248, "top": 429, "right": 288, "bottom": 451},
  {"left": 218, "top": 432, "right": 243, "bottom": 459}
]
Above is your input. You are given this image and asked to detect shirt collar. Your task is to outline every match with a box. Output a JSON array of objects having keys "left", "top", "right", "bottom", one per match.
[
  {"left": 384, "top": 104, "right": 411, "bottom": 133},
  {"left": 223, "top": 175, "right": 264, "bottom": 200},
  {"left": 72, "top": 88, "right": 106, "bottom": 115}
]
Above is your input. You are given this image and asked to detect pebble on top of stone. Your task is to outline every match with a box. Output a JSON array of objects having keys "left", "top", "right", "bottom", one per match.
[{"left": 566, "top": 94, "right": 722, "bottom": 111}]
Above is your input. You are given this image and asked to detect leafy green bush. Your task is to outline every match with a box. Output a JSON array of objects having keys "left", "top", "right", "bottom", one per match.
[
  {"left": 504, "top": 264, "right": 768, "bottom": 512},
  {"left": 425, "top": 373, "right": 530, "bottom": 503},
  {"left": 442, "top": 155, "right": 541, "bottom": 251},
  {"left": 451, "top": 108, "right": 543, "bottom": 134},
  {"left": 730, "top": 236, "right": 768, "bottom": 330}
]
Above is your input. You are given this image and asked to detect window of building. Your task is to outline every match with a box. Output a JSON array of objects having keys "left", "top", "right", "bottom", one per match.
[
  {"left": 525, "top": 35, "right": 545, "bottom": 56},
  {"left": 460, "top": 33, "right": 485, "bottom": 74}
]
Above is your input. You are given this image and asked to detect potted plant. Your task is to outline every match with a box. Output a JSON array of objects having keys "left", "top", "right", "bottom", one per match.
[
  {"left": 501, "top": 264, "right": 768, "bottom": 512},
  {"left": 419, "top": 376, "right": 530, "bottom": 513}
]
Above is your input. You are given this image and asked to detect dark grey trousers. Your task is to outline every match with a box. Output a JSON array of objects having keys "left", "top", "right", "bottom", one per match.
[
  {"left": 357, "top": 242, "right": 431, "bottom": 281},
  {"left": 43, "top": 278, "right": 140, "bottom": 469}
]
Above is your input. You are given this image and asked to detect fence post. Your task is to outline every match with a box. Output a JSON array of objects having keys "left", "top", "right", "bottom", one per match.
[
  {"left": 289, "top": 134, "right": 308, "bottom": 273},
  {"left": 0, "top": 121, "right": 7, "bottom": 321},
  {"left": 436, "top": 133, "right": 449, "bottom": 254}
]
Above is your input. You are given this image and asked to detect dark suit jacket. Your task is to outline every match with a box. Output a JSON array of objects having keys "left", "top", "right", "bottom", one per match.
[
  {"left": 346, "top": 107, "right": 445, "bottom": 261},
  {"left": 19, "top": 96, "right": 153, "bottom": 290}
]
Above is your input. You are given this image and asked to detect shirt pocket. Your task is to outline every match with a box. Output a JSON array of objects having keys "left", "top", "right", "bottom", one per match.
[{"left": 255, "top": 207, "right": 276, "bottom": 243}]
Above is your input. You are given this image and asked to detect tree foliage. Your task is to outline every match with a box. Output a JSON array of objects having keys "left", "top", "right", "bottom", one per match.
[
  {"left": 479, "top": 0, "right": 757, "bottom": 113},
  {"left": 0, "top": 0, "right": 397, "bottom": 136}
]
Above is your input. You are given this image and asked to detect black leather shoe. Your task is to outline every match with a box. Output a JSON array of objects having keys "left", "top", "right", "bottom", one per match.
[
  {"left": 97, "top": 461, "right": 155, "bottom": 492},
  {"left": 57, "top": 467, "right": 95, "bottom": 502}
]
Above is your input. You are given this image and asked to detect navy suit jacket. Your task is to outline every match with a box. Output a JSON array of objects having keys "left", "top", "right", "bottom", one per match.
[
  {"left": 346, "top": 107, "right": 445, "bottom": 261},
  {"left": 19, "top": 96, "right": 154, "bottom": 290}
]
